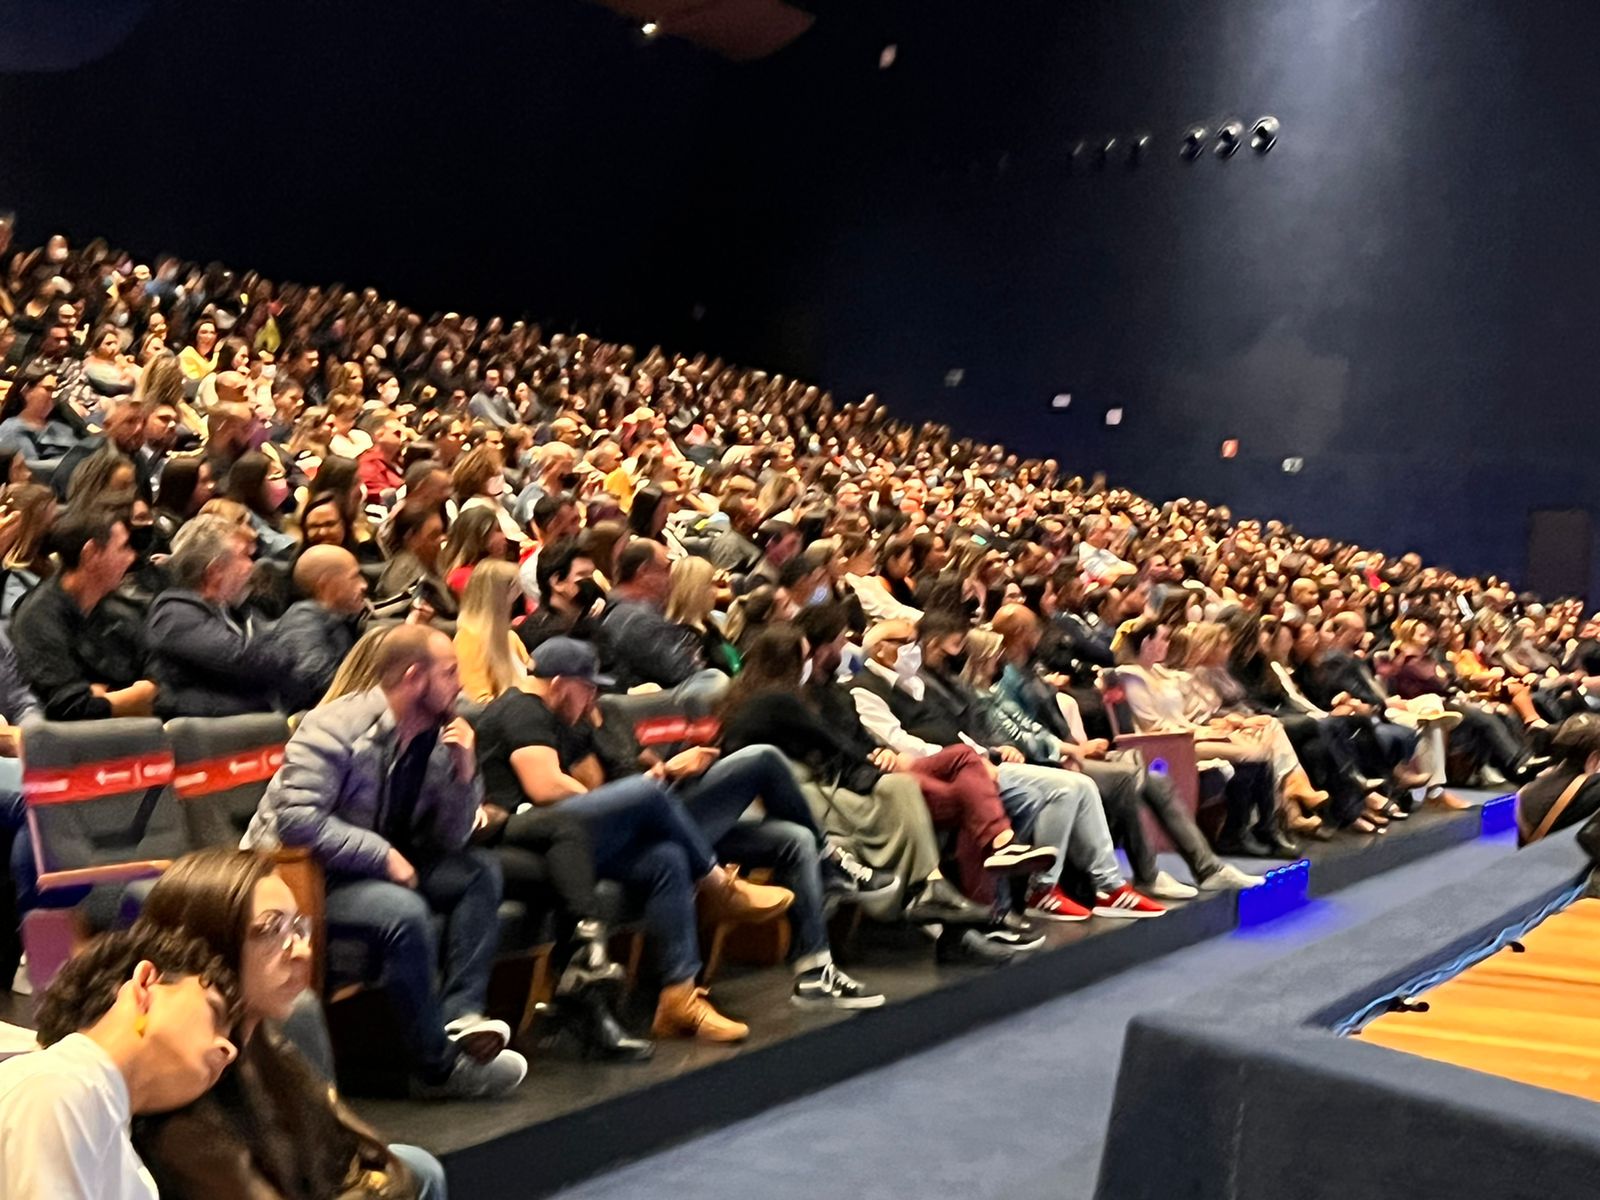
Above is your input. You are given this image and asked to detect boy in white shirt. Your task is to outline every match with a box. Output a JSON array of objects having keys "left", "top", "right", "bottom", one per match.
[{"left": 0, "top": 926, "right": 238, "bottom": 1200}]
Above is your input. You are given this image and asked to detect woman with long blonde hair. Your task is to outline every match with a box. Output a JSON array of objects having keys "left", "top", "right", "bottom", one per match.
[
  {"left": 665, "top": 555, "right": 739, "bottom": 674},
  {"left": 454, "top": 559, "right": 530, "bottom": 703}
]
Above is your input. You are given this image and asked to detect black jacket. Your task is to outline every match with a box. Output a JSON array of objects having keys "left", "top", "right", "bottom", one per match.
[
  {"left": 11, "top": 578, "right": 147, "bottom": 720},
  {"left": 144, "top": 589, "right": 292, "bottom": 718},
  {"left": 273, "top": 600, "right": 361, "bottom": 714}
]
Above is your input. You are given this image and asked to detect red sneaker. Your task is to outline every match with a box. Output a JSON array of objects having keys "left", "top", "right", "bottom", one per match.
[
  {"left": 1092, "top": 883, "right": 1166, "bottom": 919},
  {"left": 1024, "top": 884, "right": 1091, "bottom": 923}
]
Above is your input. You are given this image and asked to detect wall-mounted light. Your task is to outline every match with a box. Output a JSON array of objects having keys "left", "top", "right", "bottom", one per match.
[
  {"left": 640, "top": 21, "right": 660, "bottom": 37},
  {"left": 1129, "top": 133, "right": 1151, "bottom": 163},
  {"left": 1181, "top": 126, "right": 1208, "bottom": 160},
  {"left": 1214, "top": 120, "right": 1243, "bottom": 158},
  {"left": 1251, "top": 116, "right": 1280, "bottom": 153}
]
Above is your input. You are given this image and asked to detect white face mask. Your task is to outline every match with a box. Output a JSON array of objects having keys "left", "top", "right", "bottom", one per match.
[
  {"left": 799, "top": 660, "right": 813, "bottom": 686},
  {"left": 486, "top": 474, "right": 506, "bottom": 497},
  {"left": 894, "top": 642, "right": 922, "bottom": 681}
]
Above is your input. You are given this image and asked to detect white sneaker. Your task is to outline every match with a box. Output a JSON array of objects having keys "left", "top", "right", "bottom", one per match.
[
  {"left": 443, "top": 1014, "right": 511, "bottom": 1062},
  {"left": 1141, "top": 870, "right": 1199, "bottom": 901},
  {"left": 1197, "top": 863, "right": 1266, "bottom": 891},
  {"left": 412, "top": 1048, "right": 528, "bottom": 1100}
]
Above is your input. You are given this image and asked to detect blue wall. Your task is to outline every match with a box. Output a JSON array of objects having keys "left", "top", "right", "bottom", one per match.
[{"left": 4, "top": 0, "right": 1599, "bottom": 590}]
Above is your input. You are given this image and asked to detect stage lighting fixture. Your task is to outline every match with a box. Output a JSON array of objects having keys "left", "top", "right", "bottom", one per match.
[
  {"left": 879, "top": 44, "right": 897, "bottom": 69},
  {"left": 1105, "top": 407, "right": 1123, "bottom": 426},
  {"left": 1214, "top": 121, "right": 1243, "bottom": 158},
  {"left": 1251, "top": 115, "right": 1280, "bottom": 153},
  {"left": 1129, "top": 133, "right": 1151, "bottom": 162},
  {"left": 641, "top": 21, "right": 660, "bottom": 38},
  {"left": 1181, "top": 126, "right": 1208, "bottom": 160}
]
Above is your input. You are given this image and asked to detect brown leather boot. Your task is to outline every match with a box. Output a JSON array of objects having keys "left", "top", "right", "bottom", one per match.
[
  {"left": 651, "top": 980, "right": 749, "bottom": 1042},
  {"left": 699, "top": 871, "right": 794, "bottom": 925}
]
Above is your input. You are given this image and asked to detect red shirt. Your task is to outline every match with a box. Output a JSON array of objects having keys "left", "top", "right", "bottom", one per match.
[{"left": 357, "top": 449, "right": 404, "bottom": 499}]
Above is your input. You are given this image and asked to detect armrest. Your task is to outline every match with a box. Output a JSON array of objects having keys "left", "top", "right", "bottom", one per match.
[
  {"left": 36, "top": 860, "right": 172, "bottom": 893},
  {"left": 271, "top": 846, "right": 329, "bottom": 993},
  {"left": 1113, "top": 730, "right": 1196, "bottom": 750}
]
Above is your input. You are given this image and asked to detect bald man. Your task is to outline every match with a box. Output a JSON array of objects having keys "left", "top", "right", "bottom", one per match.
[{"left": 274, "top": 545, "right": 369, "bottom": 712}]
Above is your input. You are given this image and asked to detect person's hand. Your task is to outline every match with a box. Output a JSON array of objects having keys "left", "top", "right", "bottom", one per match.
[
  {"left": 386, "top": 848, "right": 418, "bottom": 888},
  {"left": 663, "top": 746, "right": 720, "bottom": 781},
  {"left": 869, "top": 747, "right": 899, "bottom": 772},
  {"left": 406, "top": 601, "right": 435, "bottom": 626},
  {"left": 1042, "top": 672, "right": 1072, "bottom": 690},
  {"left": 441, "top": 717, "right": 476, "bottom": 781},
  {"left": 1081, "top": 738, "right": 1111, "bottom": 759},
  {"left": 997, "top": 745, "right": 1025, "bottom": 764},
  {"left": 0, "top": 726, "right": 20, "bottom": 758}
]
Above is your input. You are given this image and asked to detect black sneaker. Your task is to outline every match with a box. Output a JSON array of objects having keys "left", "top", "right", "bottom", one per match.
[
  {"left": 982, "top": 842, "right": 1059, "bottom": 874},
  {"left": 822, "top": 844, "right": 899, "bottom": 901},
  {"left": 792, "top": 963, "right": 887, "bottom": 1010},
  {"left": 984, "top": 926, "right": 1045, "bottom": 951},
  {"left": 936, "top": 927, "right": 1017, "bottom": 965},
  {"left": 905, "top": 877, "right": 993, "bottom": 927}
]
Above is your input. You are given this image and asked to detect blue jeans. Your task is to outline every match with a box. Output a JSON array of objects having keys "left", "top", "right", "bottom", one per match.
[
  {"left": 559, "top": 776, "right": 717, "bottom": 984},
  {"left": 323, "top": 847, "right": 504, "bottom": 1085},
  {"left": 389, "top": 1143, "right": 448, "bottom": 1200},
  {"left": 674, "top": 746, "right": 829, "bottom": 964},
  {"left": 996, "top": 763, "right": 1121, "bottom": 893}
]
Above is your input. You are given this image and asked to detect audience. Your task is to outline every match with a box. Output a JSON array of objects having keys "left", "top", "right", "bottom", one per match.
[{"left": 0, "top": 226, "right": 1589, "bottom": 1155}]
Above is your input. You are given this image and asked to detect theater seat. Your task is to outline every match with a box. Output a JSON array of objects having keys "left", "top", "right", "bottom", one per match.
[
  {"left": 19, "top": 718, "right": 181, "bottom": 990},
  {"left": 1099, "top": 669, "right": 1221, "bottom": 853}
]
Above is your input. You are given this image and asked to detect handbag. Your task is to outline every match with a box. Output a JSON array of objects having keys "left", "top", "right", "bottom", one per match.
[{"left": 1517, "top": 771, "right": 1592, "bottom": 844}]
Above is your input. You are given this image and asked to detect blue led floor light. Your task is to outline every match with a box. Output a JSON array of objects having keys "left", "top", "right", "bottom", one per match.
[{"left": 1235, "top": 859, "right": 1311, "bottom": 927}]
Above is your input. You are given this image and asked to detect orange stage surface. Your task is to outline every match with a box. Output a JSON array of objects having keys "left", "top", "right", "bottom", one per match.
[{"left": 1358, "top": 897, "right": 1600, "bottom": 1103}]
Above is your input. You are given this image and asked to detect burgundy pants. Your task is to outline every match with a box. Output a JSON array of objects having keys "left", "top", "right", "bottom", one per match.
[{"left": 909, "top": 745, "right": 1011, "bottom": 901}]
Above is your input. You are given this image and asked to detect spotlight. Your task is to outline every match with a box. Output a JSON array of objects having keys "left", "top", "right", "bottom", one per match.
[
  {"left": 879, "top": 44, "right": 897, "bottom": 69},
  {"left": 1214, "top": 120, "right": 1243, "bottom": 158},
  {"left": 640, "top": 21, "right": 660, "bottom": 37},
  {"left": 1098, "top": 137, "right": 1119, "bottom": 166},
  {"left": 1129, "top": 133, "right": 1151, "bottom": 163},
  {"left": 1251, "top": 115, "right": 1280, "bottom": 153},
  {"left": 1181, "top": 126, "right": 1208, "bottom": 160}
]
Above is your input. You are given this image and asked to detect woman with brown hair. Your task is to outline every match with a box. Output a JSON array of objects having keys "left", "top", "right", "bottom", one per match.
[
  {"left": 0, "top": 482, "right": 56, "bottom": 618},
  {"left": 452, "top": 444, "right": 525, "bottom": 548},
  {"left": 133, "top": 848, "right": 447, "bottom": 1199}
]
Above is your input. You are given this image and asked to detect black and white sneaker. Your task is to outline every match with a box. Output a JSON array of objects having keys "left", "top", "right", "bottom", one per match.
[
  {"left": 443, "top": 1014, "right": 511, "bottom": 1062},
  {"left": 982, "top": 842, "right": 1059, "bottom": 874},
  {"left": 822, "top": 844, "right": 899, "bottom": 901},
  {"left": 792, "top": 963, "right": 887, "bottom": 1010}
]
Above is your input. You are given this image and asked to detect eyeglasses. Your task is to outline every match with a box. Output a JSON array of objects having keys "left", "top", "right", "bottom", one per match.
[{"left": 249, "top": 911, "right": 312, "bottom": 953}]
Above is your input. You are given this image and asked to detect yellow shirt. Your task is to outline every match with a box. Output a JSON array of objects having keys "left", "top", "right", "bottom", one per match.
[{"left": 454, "top": 626, "right": 531, "bottom": 704}]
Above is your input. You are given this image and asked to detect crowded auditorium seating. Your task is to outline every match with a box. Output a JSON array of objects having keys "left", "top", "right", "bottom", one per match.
[{"left": 2, "top": 223, "right": 1597, "bottom": 1198}]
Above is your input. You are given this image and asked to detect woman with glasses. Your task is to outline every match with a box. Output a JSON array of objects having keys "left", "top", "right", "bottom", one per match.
[{"left": 132, "top": 848, "right": 447, "bottom": 1200}]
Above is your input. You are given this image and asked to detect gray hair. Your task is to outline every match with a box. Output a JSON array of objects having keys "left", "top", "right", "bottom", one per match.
[{"left": 168, "top": 514, "right": 248, "bottom": 590}]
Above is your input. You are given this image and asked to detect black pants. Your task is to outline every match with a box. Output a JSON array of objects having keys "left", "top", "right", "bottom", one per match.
[
  {"left": 1448, "top": 701, "right": 1526, "bottom": 772},
  {"left": 493, "top": 808, "right": 602, "bottom": 956}
]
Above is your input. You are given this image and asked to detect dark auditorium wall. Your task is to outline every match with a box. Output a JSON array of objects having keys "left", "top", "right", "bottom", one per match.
[
  {"left": 4, "top": 0, "right": 1600, "bottom": 593},
  {"left": 686, "top": 0, "right": 1600, "bottom": 595}
]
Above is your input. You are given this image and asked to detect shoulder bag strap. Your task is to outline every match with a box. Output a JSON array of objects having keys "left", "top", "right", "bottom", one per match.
[{"left": 1523, "top": 773, "right": 1592, "bottom": 844}]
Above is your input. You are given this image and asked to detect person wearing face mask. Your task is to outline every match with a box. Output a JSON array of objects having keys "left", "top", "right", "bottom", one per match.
[
  {"left": 851, "top": 617, "right": 1165, "bottom": 922},
  {"left": 520, "top": 539, "right": 605, "bottom": 652},
  {"left": 452, "top": 444, "right": 527, "bottom": 550},
  {"left": 143, "top": 515, "right": 295, "bottom": 718}
]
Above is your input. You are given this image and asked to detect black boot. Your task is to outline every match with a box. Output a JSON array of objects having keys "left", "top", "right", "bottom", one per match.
[
  {"left": 558, "top": 919, "right": 625, "bottom": 996},
  {"left": 576, "top": 989, "right": 654, "bottom": 1062}
]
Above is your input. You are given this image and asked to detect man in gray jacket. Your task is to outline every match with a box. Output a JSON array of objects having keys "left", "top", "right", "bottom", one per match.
[{"left": 245, "top": 624, "right": 526, "bottom": 1099}]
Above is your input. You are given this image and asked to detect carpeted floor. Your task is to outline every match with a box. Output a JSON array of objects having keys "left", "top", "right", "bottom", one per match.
[{"left": 549, "top": 824, "right": 1518, "bottom": 1200}]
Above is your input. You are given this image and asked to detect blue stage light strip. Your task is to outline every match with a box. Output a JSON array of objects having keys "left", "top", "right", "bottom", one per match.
[
  {"left": 1330, "top": 879, "right": 1587, "bottom": 1036},
  {"left": 1479, "top": 793, "right": 1518, "bottom": 836},
  {"left": 1235, "top": 858, "right": 1311, "bottom": 927}
]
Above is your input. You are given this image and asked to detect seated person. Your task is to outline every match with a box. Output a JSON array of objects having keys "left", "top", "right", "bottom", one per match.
[
  {"left": 453, "top": 559, "right": 530, "bottom": 704},
  {"left": 272, "top": 544, "right": 370, "bottom": 713},
  {"left": 144, "top": 515, "right": 294, "bottom": 718},
  {"left": 10, "top": 507, "right": 158, "bottom": 720},
  {"left": 244, "top": 625, "right": 526, "bottom": 1099},
  {"left": 474, "top": 638, "right": 853, "bottom": 1036},
  {"left": 519, "top": 538, "right": 604, "bottom": 652},
  {"left": 1516, "top": 713, "right": 1600, "bottom": 846},
  {"left": 133, "top": 849, "right": 448, "bottom": 1199},
  {"left": 0, "top": 925, "right": 238, "bottom": 1200},
  {"left": 376, "top": 504, "right": 457, "bottom": 623},
  {"left": 0, "top": 369, "right": 82, "bottom": 462},
  {"left": 598, "top": 540, "right": 705, "bottom": 690},
  {"left": 852, "top": 616, "right": 1163, "bottom": 920}
]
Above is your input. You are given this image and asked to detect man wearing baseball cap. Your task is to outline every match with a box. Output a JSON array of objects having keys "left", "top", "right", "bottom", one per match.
[{"left": 479, "top": 639, "right": 858, "bottom": 1040}]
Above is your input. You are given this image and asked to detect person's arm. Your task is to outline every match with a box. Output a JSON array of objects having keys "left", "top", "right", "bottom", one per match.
[
  {"left": 258, "top": 720, "right": 394, "bottom": 877},
  {"left": 0, "top": 632, "right": 42, "bottom": 726},
  {"left": 509, "top": 744, "right": 594, "bottom": 805},
  {"left": 849, "top": 687, "right": 941, "bottom": 758},
  {"left": 271, "top": 610, "right": 345, "bottom": 714},
  {"left": 146, "top": 600, "right": 290, "bottom": 680},
  {"left": 845, "top": 573, "right": 923, "bottom": 623},
  {"left": 608, "top": 608, "right": 701, "bottom": 688}
]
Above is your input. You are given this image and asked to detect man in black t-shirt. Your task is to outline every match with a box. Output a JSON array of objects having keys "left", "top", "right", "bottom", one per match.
[{"left": 478, "top": 638, "right": 888, "bottom": 1032}]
